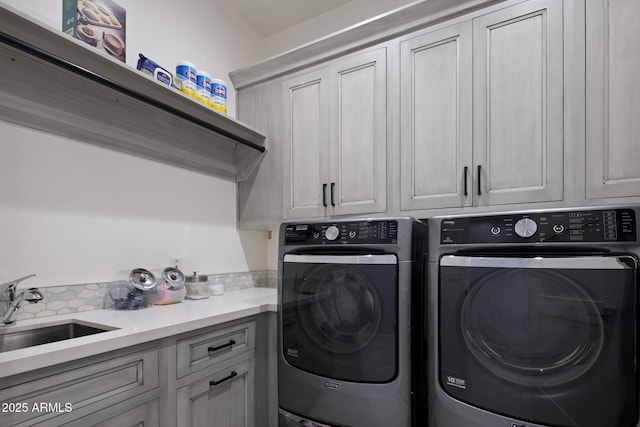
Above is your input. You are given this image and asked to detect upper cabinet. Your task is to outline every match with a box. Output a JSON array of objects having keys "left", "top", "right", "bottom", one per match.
[
  {"left": 473, "top": 0, "right": 564, "bottom": 206},
  {"left": 0, "top": 4, "right": 266, "bottom": 180},
  {"left": 400, "top": 0, "right": 563, "bottom": 212},
  {"left": 400, "top": 22, "right": 473, "bottom": 211},
  {"left": 234, "top": 0, "right": 640, "bottom": 229},
  {"left": 283, "top": 47, "right": 388, "bottom": 220},
  {"left": 282, "top": 68, "right": 330, "bottom": 219},
  {"left": 586, "top": 0, "right": 640, "bottom": 199}
]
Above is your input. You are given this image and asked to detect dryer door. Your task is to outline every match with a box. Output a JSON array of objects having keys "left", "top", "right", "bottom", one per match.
[
  {"left": 439, "top": 254, "right": 638, "bottom": 427},
  {"left": 282, "top": 254, "right": 398, "bottom": 383}
]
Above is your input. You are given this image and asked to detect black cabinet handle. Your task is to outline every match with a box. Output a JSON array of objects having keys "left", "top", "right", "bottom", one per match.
[
  {"left": 209, "top": 371, "right": 238, "bottom": 387},
  {"left": 322, "top": 184, "right": 328, "bottom": 207},
  {"left": 463, "top": 166, "right": 468, "bottom": 196},
  {"left": 477, "top": 165, "right": 482, "bottom": 196},
  {"left": 208, "top": 339, "right": 236, "bottom": 353},
  {"left": 330, "top": 182, "right": 335, "bottom": 207}
]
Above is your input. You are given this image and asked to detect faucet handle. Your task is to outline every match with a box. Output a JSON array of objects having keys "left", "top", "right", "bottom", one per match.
[{"left": 1, "top": 274, "right": 36, "bottom": 292}]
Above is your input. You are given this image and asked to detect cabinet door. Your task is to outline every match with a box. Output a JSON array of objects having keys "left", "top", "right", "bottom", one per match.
[
  {"left": 0, "top": 345, "right": 158, "bottom": 426},
  {"left": 64, "top": 398, "right": 159, "bottom": 427},
  {"left": 329, "top": 47, "right": 387, "bottom": 216},
  {"left": 177, "top": 359, "right": 254, "bottom": 427},
  {"left": 400, "top": 22, "right": 472, "bottom": 211},
  {"left": 586, "top": 0, "right": 640, "bottom": 199},
  {"left": 283, "top": 69, "right": 330, "bottom": 219},
  {"left": 473, "top": 0, "right": 563, "bottom": 206}
]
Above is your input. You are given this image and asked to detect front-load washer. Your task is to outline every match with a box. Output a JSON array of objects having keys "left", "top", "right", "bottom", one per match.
[
  {"left": 278, "top": 217, "right": 428, "bottom": 427},
  {"left": 427, "top": 205, "right": 639, "bottom": 427}
]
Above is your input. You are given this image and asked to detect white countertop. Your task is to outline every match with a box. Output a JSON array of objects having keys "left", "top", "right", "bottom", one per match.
[{"left": 0, "top": 287, "right": 277, "bottom": 379}]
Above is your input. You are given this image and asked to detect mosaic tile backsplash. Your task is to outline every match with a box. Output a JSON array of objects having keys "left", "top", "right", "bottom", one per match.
[{"left": 15, "top": 270, "right": 277, "bottom": 322}]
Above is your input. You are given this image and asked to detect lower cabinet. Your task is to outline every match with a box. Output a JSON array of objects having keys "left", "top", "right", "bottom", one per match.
[
  {"left": 0, "top": 343, "right": 159, "bottom": 426},
  {"left": 176, "top": 358, "right": 255, "bottom": 427},
  {"left": 172, "top": 319, "right": 257, "bottom": 427},
  {"left": 0, "top": 315, "right": 270, "bottom": 427},
  {"left": 64, "top": 397, "right": 159, "bottom": 427}
]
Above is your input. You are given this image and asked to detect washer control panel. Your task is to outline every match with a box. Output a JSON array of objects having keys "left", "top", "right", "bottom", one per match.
[
  {"left": 441, "top": 208, "right": 637, "bottom": 244},
  {"left": 284, "top": 220, "right": 398, "bottom": 245}
]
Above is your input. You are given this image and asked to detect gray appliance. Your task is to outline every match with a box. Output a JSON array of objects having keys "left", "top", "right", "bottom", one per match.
[
  {"left": 278, "top": 217, "right": 428, "bottom": 427},
  {"left": 427, "top": 205, "right": 640, "bottom": 427}
]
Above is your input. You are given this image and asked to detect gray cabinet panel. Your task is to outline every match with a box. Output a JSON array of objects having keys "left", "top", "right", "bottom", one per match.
[
  {"left": 283, "top": 69, "right": 330, "bottom": 219},
  {"left": 177, "top": 358, "right": 255, "bottom": 427},
  {"left": 330, "top": 48, "right": 387, "bottom": 216},
  {"left": 176, "top": 320, "right": 255, "bottom": 379},
  {"left": 64, "top": 396, "right": 159, "bottom": 427},
  {"left": 586, "top": 0, "right": 640, "bottom": 199},
  {"left": 283, "top": 47, "right": 387, "bottom": 220},
  {"left": 400, "top": 22, "right": 473, "bottom": 210},
  {"left": 237, "top": 82, "right": 284, "bottom": 229},
  {"left": 0, "top": 344, "right": 158, "bottom": 426},
  {"left": 473, "top": 0, "right": 564, "bottom": 206}
]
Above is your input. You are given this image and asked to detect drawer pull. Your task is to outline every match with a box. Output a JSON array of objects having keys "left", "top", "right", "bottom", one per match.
[
  {"left": 208, "top": 339, "right": 236, "bottom": 353},
  {"left": 210, "top": 371, "right": 238, "bottom": 387}
]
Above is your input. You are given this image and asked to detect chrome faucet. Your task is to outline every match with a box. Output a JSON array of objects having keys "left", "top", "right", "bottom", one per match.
[{"left": 0, "top": 274, "right": 43, "bottom": 325}]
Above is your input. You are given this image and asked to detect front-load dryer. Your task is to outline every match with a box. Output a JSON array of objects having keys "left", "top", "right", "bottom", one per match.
[{"left": 427, "top": 205, "right": 639, "bottom": 427}]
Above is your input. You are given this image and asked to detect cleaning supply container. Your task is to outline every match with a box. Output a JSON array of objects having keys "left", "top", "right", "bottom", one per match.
[
  {"left": 185, "top": 271, "right": 210, "bottom": 299},
  {"left": 176, "top": 60, "right": 197, "bottom": 98}
]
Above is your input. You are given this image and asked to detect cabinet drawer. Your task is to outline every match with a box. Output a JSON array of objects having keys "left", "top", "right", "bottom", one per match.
[
  {"left": 176, "top": 320, "right": 255, "bottom": 378},
  {"left": 176, "top": 358, "right": 255, "bottom": 427},
  {"left": 0, "top": 345, "right": 158, "bottom": 426},
  {"left": 64, "top": 396, "right": 159, "bottom": 427}
]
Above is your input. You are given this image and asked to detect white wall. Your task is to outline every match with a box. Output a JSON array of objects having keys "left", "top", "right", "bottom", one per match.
[
  {"left": 0, "top": 0, "right": 268, "bottom": 287},
  {"left": 263, "top": 0, "right": 416, "bottom": 58},
  {"left": 1, "top": 0, "right": 423, "bottom": 286}
]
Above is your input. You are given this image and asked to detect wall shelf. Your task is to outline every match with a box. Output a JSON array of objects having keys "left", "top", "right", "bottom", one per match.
[{"left": 0, "top": 3, "right": 266, "bottom": 180}]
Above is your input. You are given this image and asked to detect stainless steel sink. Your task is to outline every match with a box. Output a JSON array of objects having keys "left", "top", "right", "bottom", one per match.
[{"left": 0, "top": 321, "right": 116, "bottom": 353}]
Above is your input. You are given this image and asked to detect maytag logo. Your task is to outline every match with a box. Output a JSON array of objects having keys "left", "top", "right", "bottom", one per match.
[
  {"left": 324, "top": 380, "right": 342, "bottom": 391},
  {"left": 511, "top": 423, "right": 529, "bottom": 427}
]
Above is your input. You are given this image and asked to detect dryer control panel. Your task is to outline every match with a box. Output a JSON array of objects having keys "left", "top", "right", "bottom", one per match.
[
  {"left": 440, "top": 208, "right": 637, "bottom": 244},
  {"left": 284, "top": 220, "right": 398, "bottom": 245}
]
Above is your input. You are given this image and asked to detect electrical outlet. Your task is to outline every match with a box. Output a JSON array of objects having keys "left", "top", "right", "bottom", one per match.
[{"left": 170, "top": 257, "right": 183, "bottom": 271}]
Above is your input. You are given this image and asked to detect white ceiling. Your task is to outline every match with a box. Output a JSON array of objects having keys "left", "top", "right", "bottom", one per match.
[{"left": 226, "top": 0, "right": 353, "bottom": 36}]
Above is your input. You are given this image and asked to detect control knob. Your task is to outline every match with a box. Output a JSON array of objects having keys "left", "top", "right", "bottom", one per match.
[
  {"left": 325, "top": 225, "right": 340, "bottom": 241},
  {"left": 514, "top": 218, "right": 538, "bottom": 238}
]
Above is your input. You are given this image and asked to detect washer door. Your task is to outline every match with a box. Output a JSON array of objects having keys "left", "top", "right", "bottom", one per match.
[
  {"left": 282, "top": 254, "right": 398, "bottom": 382},
  {"left": 298, "top": 263, "right": 381, "bottom": 354},
  {"left": 439, "top": 255, "right": 638, "bottom": 427},
  {"left": 461, "top": 268, "right": 604, "bottom": 388}
]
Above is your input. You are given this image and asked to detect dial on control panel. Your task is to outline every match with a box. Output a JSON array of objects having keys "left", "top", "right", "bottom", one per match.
[
  {"left": 514, "top": 218, "right": 538, "bottom": 238},
  {"left": 325, "top": 225, "right": 340, "bottom": 241}
]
